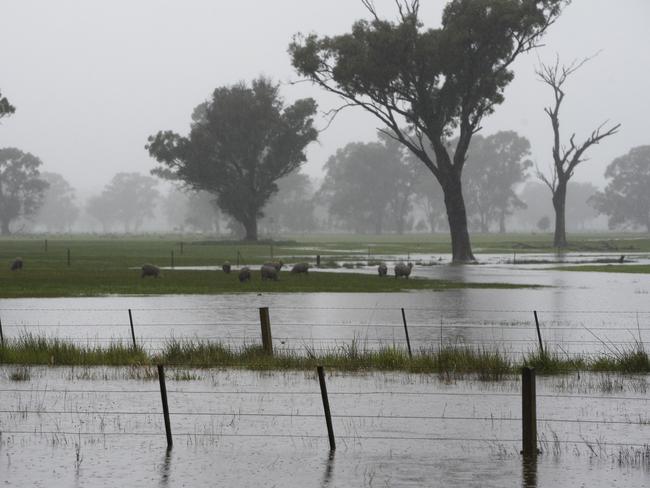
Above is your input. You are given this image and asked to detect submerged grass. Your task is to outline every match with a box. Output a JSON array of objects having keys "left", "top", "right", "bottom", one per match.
[{"left": 2, "top": 334, "right": 650, "bottom": 377}]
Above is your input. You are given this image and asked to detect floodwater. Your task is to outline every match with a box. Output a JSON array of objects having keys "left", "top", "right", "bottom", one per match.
[
  {"left": 2, "top": 254, "right": 650, "bottom": 485},
  {"left": 0, "top": 367, "right": 649, "bottom": 487},
  {"left": 2, "top": 254, "right": 650, "bottom": 358}
]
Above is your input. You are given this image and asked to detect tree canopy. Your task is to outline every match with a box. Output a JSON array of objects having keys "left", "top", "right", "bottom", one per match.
[
  {"left": 0, "top": 148, "right": 48, "bottom": 235},
  {"left": 591, "top": 146, "right": 650, "bottom": 232},
  {"left": 0, "top": 91, "right": 14, "bottom": 120},
  {"left": 147, "top": 77, "right": 318, "bottom": 241},
  {"left": 319, "top": 134, "right": 421, "bottom": 234},
  {"left": 86, "top": 173, "right": 159, "bottom": 233},
  {"left": 290, "top": 0, "right": 566, "bottom": 261},
  {"left": 463, "top": 131, "right": 532, "bottom": 233},
  {"left": 34, "top": 172, "right": 79, "bottom": 232}
]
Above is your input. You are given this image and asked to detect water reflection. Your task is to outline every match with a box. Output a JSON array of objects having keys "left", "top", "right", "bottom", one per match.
[
  {"left": 321, "top": 451, "right": 335, "bottom": 487},
  {"left": 522, "top": 456, "right": 538, "bottom": 488},
  {"left": 159, "top": 447, "right": 172, "bottom": 487}
]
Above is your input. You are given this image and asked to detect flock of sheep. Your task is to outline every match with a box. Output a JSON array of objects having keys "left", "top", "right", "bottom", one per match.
[
  {"left": 139, "top": 260, "right": 414, "bottom": 280},
  {"left": 8, "top": 256, "right": 414, "bottom": 281}
]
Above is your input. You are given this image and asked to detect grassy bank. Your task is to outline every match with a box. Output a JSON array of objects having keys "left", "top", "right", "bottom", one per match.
[{"left": 2, "top": 335, "right": 650, "bottom": 377}]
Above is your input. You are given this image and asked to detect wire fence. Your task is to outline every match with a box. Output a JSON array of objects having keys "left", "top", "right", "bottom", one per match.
[
  {"left": 2, "top": 304, "right": 650, "bottom": 359},
  {"left": 1, "top": 367, "right": 649, "bottom": 451}
]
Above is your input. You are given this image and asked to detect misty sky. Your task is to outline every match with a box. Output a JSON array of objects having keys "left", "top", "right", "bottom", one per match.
[{"left": 1, "top": 0, "right": 648, "bottom": 196}]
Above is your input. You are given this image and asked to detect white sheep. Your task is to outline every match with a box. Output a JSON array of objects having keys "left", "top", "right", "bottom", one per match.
[{"left": 394, "top": 262, "right": 413, "bottom": 279}]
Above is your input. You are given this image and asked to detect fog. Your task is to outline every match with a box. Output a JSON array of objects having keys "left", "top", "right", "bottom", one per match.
[{"left": 1, "top": 0, "right": 649, "bottom": 234}]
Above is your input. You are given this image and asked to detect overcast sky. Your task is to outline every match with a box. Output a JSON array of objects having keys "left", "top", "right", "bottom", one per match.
[{"left": 1, "top": 0, "right": 648, "bottom": 196}]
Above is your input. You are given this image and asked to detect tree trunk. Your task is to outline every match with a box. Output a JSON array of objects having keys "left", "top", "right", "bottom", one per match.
[
  {"left": 552, "top": 180, "right": 568, "bottom": 248},
  {"left": 442, "top": 173, "right": 475, "bottom": 263},
  {"left": 242, "top": 216, "right": 258, "bottom": 241},
  {"left": 499, "top": 213, "right": 506, "bottom": 234},
  {"left": 1, "top": 219, "right": 10, "bottom": 236}
]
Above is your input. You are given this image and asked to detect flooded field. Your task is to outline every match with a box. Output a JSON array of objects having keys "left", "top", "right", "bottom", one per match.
[
  {"left": 1, "top": 255, "right": 650, "bottom": 358},
  {"left": 1, "top": 367, "right": 649, "bottom": 487},
  {"left": 2, "top": 255, "right": 650, "bottom": 485}
]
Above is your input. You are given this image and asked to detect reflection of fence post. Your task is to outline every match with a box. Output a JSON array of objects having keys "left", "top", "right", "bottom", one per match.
[
  {"left": 533, "top": 311, "right": 544, "bottom": 355},
  {"left": 128, "top": 309, "right": 137, "bottom": 348},
  {"left": 259, "top": 307, "right": 273, "bottom": 355},
  {"left": 522, "top": 367, "right": 537, "bottom": 457},
  {"left": 157, "top": 365, "right": 173, "bottom": 448},
  {"left": 401, "top": 308, "right": 412, "bottom": 358},
  {"left": 317, "top": 366, "right": 336, "bottom": 451}
]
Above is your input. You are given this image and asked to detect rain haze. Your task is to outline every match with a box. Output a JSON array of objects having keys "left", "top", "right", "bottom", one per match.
[
  {"left": 1, "top": 0, "right": 649, "bottom": 193},
  {"left": 5, "top": 3, "right": 650, "bottom": 487}
]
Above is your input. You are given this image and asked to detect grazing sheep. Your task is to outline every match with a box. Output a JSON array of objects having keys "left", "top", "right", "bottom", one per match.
[
  {"left": 141, "top": 264, "right": 160, "bottom": 278},
  {"left": 10, "top": 257, "right": 23, "bottom": 271},
  {"left": 264, "top": 260, "right": 284, "bottom": 272},
  {"left": 291, "top": 262, "right": 310, "bottom": 274},
  {"left": 239, "top": 267, "right": 251, "bottom": 283},
  {"left": 222, "top": 261, "right": 231, "bottom": 274},
  {"left": 261, "top": 264, "right": 279, "bottom": 281},
  {"left": 377, "top": 263, "right": 388, "bottom": 277},
  {"left": 394, "top": 262, "right": 413, "bottom": 279}
]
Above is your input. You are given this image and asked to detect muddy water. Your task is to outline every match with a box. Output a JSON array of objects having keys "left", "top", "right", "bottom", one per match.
[
  {"left": 1, "top": 257, "right": 650, "bottom": 357},
  {"left": 0, "top": 367, "right": 649, "bottom": 487}
]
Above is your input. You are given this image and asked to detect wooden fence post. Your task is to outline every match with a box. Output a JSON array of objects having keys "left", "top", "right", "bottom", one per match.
[
  {"left": 522, "top": 367, "right": 537, "bottom": 457},
  {"left": 401, "top": 308, "right": 413, "bottom": 358},
  {"left": 128, "top": 309, "right": 137, "bottom": 348},
  {"left": 157, "top": 364, "right": 173, "bottom": 448},
  {"left": 533, "top": 311, "right": 544, "bottom": 356},
  {"left": 0, "top": 316, "right": 4, "bottom": 346},
  {"left": 67, "top": 248, "right": 71, "bottom": 267},
  {"left": 317, "top": 366, "right": 336, "bottom": 451},
  {"left": 44, "top": 239, "right": 48, "bottom": 252},
  {"left": 180, "top": 241, "right": 184, "bottom": 255},
  {"left": 316, "top": 255, "right": 321, "bottom": 267},
  {"left": 259, "top": 307, "right": 273, "bottom": 355},
  {"left": 171, "top": 250, "right": 175, "bottom": 269}
]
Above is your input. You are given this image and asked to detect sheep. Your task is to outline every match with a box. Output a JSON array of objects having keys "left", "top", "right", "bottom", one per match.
[
  {"left": 291, "top": 262, "right": 310, "bottom": 274},
  {"left": 261, "top": 264, "right": 279, "bottom": 281},
  {"left": 238, "top": 267, "right": 251, "bottom": 283},
  {"left": 263, "top": 260, "right": 284, "bottom": 272},
  {"left": 377, "top": 263, "right": 387, "bottom": 277},
  {"left": 10, "top": 257, "right": 23, "bottom": 271},
  {"left": 394, "top": 262, "right": 413, "bottom": 279},
  {"left": 141, "top": 263, "right": 160, "bottom": 278},
  {"left": 222, "top": 261, "right": 231, "bottom": 274}
]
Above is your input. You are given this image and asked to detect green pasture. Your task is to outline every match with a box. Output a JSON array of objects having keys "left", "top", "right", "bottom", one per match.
[{"left": 0, "top": 236, "right": 535, "bottom": 297}]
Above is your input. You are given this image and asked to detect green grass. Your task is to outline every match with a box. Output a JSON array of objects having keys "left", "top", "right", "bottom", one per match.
[
  {"left": 2, "top": 335, "right": 650, "bottom": 377},
  {"left": 0, "top": 237, "right": 539, "bottom": 297}
]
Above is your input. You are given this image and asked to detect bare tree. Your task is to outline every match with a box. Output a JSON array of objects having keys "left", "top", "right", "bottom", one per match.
[{"left": 536, "top": 55, "right": 620, "bottom": 247}]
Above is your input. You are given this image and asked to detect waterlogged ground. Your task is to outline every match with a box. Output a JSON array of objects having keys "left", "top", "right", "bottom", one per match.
[
  {"left": 1, "top": 254, "right": 650, "bottom": 358},
  {"left": 0, "top": 367, "right": 649, "bottom": 487}
]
